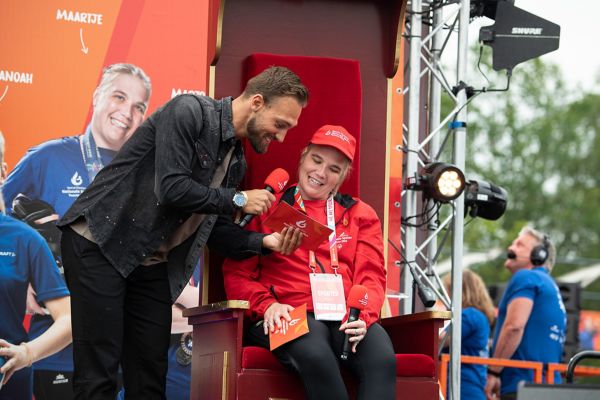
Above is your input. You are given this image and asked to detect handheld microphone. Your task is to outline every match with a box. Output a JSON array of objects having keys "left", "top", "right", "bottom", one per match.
[
  {"left": 341, "top": 285, "right": 368, "bottom": 360},
  {"left": 239, "top": 168, "right": 289, "bottom": 228}
]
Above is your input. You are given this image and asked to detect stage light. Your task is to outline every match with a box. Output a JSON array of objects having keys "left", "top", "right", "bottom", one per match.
[
  {"left": 479, "top": 2, "right": 560, "bottom": 71},
  {"left": 464, "top": 180, "right": 508, "bottom": 220},
  {"left": 421, "top": 162, "right": 466, "bottom": 202}
]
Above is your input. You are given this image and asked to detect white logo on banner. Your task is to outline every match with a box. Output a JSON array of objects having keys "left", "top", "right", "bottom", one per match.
[{"left": 71, "top": 172, "right": 83, "bottom": 186}]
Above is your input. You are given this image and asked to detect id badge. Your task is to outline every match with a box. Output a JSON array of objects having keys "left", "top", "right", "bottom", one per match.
[{"left": 309, "top": 273, "right": 346, "bottom": 321}]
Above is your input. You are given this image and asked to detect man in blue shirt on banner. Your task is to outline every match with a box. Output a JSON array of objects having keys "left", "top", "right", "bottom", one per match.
[
  {"left": 2, "top": 63, "right": 152, "bottom": 400},
  {"left": 486, "top": 226, "right": 566, "bottom": 400}
]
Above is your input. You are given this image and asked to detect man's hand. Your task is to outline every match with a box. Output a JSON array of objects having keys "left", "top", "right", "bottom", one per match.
[
  {"left": 485, "top": 374, "right": 501, "bottom": 400},
  {"left": 262, "top": 227, "right": 303, "bottom": 255},
  {"left": 263, "top": 302, "right": 294, "bottom": 335},
  {"left": 242, "top": 189, "right": 275, "bottom": 216}
]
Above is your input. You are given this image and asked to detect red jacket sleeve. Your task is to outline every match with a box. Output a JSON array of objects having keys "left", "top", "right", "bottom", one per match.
[
  {"left": 222, "top": 210, "right": 276, "bottom": 319},
  {"left": 351, "top": 201, "right": 386, "bottom": 328}
]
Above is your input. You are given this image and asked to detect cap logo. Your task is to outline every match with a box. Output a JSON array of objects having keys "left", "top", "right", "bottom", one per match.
[{"left": 325, "top": 129, "right": 350, "bottom": 144}]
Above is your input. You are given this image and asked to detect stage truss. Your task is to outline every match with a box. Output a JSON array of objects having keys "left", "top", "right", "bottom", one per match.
[{"left": 399, "top": 1, "right": 472, "bottom": 399}]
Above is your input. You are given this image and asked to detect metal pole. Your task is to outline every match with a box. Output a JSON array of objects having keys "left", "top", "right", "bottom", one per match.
[
  {"left": 425, "top": 0, "right": 443, "bottom": 282},
  {"left": 449, "top": 0, "right": 470, "bottom": 398},
  {"left": 402, "top": 0, "right": 423, "bottom": 315}
]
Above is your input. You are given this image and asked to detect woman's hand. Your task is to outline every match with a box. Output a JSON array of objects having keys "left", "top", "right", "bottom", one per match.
[
  {"left": 262, "top": 227, "right": 303, "bottom": 255},
  {"left": 263, "top": 302, "right": 295, "bottom": 335},
  {"left": 0, "top": 339, "right": 33, "bottom": 385},
  {"left": 339, "top": 318, "right": 367, "bottom": 353}
]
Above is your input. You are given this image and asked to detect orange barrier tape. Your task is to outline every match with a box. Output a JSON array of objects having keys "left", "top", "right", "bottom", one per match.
[
  {"left": 546, "top": 363, "right": 600, "bottom": 384},
  {"left": 439, "top": 354, "right": 544, "bottom": 395}
]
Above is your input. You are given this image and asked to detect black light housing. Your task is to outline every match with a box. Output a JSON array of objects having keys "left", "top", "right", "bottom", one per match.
[
  {"left": 464, "top": 180, "right": 508, "bottom": 220},
  {"left": 421, "top": 162, "right": 466, "bottom": 202}
]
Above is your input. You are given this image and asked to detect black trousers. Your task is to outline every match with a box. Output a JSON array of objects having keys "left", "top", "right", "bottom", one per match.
[
  {"left": 246, "top": 313, "right": 397, "bottom": 400},
  {"left": 61, "top": 228, "right": 172, "bottom": 400}
]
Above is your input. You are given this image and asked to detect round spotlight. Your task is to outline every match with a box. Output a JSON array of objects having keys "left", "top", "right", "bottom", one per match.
[{"left": 422, "top": 162, "right": 466, "bottom": 202}]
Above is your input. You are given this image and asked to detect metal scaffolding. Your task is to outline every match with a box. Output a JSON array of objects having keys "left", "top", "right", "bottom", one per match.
[{"left": 400, "top": 1, "right": 472, "bottom": 398}]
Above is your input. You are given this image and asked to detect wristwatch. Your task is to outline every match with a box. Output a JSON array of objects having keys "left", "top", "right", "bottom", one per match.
[{"left": 232, "top": 191, "right": 248, "bottom": 208}]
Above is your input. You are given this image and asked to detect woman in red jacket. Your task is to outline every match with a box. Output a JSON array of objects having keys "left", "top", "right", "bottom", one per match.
[{"left": 223, "top": 125, "right": 395, "bottom": 400}]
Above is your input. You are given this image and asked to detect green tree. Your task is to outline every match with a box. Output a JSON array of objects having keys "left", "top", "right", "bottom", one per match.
[{"left": 460, "top": 56, "right": 600, "bottom": 309}]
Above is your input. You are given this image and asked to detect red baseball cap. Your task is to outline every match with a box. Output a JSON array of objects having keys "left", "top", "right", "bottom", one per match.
[{"left": 309, "top": 125, "right": 356, "bottom": 162}]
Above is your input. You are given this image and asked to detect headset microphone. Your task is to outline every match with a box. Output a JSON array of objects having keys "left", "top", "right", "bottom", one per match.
[{"left": 239, "top": 168, "right": 289, "bottom": 228}]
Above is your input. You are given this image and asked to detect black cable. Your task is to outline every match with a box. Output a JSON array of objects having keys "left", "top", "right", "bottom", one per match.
[{"left": 477, "top": 44, "right": 491, "bottom": 87}]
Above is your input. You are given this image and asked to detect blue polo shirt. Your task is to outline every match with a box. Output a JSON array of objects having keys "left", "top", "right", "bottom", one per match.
[
  {"left": 461, "top": 307, "right": 490, "bottom": 400},
  {"left": 492, "top": 267, "right": 566, "bottom": 394},
  {"left": 0, "top": 214, "right": 69, "bottom": 398}
]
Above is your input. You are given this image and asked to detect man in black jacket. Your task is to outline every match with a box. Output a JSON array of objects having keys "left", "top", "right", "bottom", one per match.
[{"left": 58, "top": 66, "right": 308, "bottom": 399}]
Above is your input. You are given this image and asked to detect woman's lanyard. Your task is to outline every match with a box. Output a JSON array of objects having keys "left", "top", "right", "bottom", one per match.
[
  {"left": 79, "top": 126, "right": 104, "bottom": 182},
  {"left": 293, "top": 187, "right": 339, "bottom": 275}
]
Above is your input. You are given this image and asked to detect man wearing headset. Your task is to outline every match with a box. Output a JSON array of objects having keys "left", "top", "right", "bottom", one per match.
[{"left": 485, "top": 226, "right": 566, "bottom": 400}]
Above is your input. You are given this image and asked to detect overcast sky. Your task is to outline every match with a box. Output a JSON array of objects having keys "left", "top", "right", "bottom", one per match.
[{"left": 472, "top": 0, "right": 599, "bottom": 89}]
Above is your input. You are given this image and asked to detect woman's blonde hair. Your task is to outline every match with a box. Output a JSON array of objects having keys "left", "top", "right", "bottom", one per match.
[{"left": 443, "top": 270, "right": 495, "bottom": 324}]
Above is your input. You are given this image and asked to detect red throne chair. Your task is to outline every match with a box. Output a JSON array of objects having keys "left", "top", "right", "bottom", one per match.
[{"left": 184, "top": 53, "right": 450, "bottom": 399}]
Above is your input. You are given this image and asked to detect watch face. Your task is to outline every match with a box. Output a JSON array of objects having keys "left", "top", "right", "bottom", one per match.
[{"left": 233, "top": 192, "right": 246, "bottom": 208}]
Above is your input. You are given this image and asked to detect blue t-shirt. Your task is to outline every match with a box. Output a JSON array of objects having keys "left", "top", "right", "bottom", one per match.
[
  {"left": 461, "top": 307, "right": 490, "bottom": 400},
  {"left": 3, "top": 134, "right": 115, "bottom": 217},
  {"left": 0, "top": 214, "right": 69, "bottom": 398},
  {"left": 492, "top": 267, "right": 566, "bottom": 394},
  {"left": 2, "top": 132, "right": 115, "bottom": 371}
]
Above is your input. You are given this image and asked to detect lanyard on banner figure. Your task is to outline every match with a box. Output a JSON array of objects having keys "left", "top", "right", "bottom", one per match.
[
  {"left": 79, "top": 126, "right": 105, "bottom": 182},
  {"left": 293, "top": 187, "right": 339, "bottom": 275}
]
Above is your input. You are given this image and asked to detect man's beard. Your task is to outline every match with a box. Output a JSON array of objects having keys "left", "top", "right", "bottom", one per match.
[{"left": 246, "top": 117, "right": 268, "bottom": 154}]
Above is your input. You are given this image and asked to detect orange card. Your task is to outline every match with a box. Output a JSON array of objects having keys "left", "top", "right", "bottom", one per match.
[
  {"left": 263, "top": 202, "right": 333, "bottom": 251},
  {"left": 269, "top": 303, "right": 310, "bottom": 351}
]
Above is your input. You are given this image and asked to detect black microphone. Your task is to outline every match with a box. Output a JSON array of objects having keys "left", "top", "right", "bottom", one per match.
[
  {"left": 341, "top": 285, "right": 368, "bottom": 360},
  {"left": 239, "top": 168, "right": 289, "bottom": 228},
  {"left": 507, "top": 250, "right": 517, "bottom": 259}
]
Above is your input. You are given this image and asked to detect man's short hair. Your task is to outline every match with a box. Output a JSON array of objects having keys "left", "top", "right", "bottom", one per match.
[
  {"left": 97, "top": 63, "right": 152, "bottom": 102},
  {"left": 520, "top": 226, "right": 557, "bottom": 270},
  {"left": 243, "top": 66, "right": 308, "bottom": 106}
]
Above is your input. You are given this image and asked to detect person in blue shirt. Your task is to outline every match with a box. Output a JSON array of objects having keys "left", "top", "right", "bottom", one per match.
[
  {"left": 0, "top": 131, "right": 72, "bottom": 400},
  {"left": 486, "top": 226, "right": 566, "bottom": 400},
  {"left": 442, "top": 269, "right": 495, "bottom": 400},
  {"left": 2, "top": 63, "right": 153, "bottom": 399}
]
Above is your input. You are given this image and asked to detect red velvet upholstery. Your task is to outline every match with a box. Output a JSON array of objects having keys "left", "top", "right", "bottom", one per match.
[
  {"left": 243, "top": 53, "right": 362, "bottom": 197},
  {"left": 241, "top": 346, "right": 287, "bottom": 371},
  {"left": 241, "top": 345, "right": 436, "bottom": 378},
  {"left": 396, "top": 354, "right": 436, "bottom": 378}
]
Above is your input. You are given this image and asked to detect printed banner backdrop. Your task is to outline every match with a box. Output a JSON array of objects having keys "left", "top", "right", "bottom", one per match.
[
  {"left": 0, "top": 0, "right": 212, "bottom": 170},
  {"left": 580, "top": 310, "right": 600, "bottom": 351}
]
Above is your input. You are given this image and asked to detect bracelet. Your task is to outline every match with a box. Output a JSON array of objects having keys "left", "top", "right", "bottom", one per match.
[
  {"left": 19, "top": 342, "right": 33, "bottom": 368},
  {"left": 487, "top": 369, "right": 502, "bottom": 377}
]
